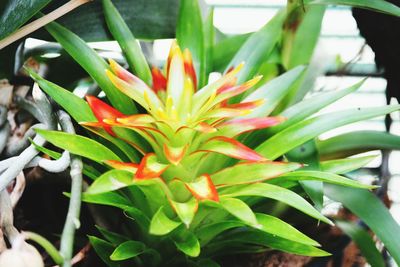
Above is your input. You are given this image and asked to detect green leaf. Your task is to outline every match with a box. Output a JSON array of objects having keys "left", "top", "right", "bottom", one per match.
[
  {"left": 320, "top": 155, "right": 376, "bottom": 174},
  {"left": 45, "top": 21, "right": 137, "bottom": 114},
  {"left": 110, "top": 240, "right": 146, "bottom": 261},
  {"left": 242, "top": 66, "right": 306, "bottom": 118},
  {"left": 171, "top": 198, "right": 198, "bottom": 227},
  {"left": 318, "top": 130, "right": 400, "bottom": 160},
  {"left": 219, "top": 197, "right": 258, "bottom": 227},
  {"left": 34, "top": 0, "right": 179, "bottom": 41},
  {"left": 86, "top": 170, "right": 134, "bottom": 195},
  {"left": 176, "top": 0, "right": 205, "bottom": 87},
  {"left": 256, "top": 105, "right": 400, "bottom": 160},
  {"left": 196, "top": 221, "right": 243, "bottom": 245},
  {"left": 269, "top": 79, "right": 364, "bottom": 135},
  {"left": 172, "top": 229, "right": 201, "bottom": 257},
  {"left": 81, "top": 191, "right": 132, "bottom": 210},
  {"left": 102, "top": 0, "right": 152, "bottom": 85},
  {"left": 282, "top": 5, "right": 325, "bottom": 69},
  {"left": 36, "top": 129, "right": 121, "bottom": 163},
  {"left": 335, "top": 220, "right": 385, "bottom": 267},
  {"left": 212, "top": 33, "right": 251, "bottom": 72},
  {"left": 226, "top": 9, "right": 286, "bottom": 83},
  {"left": 325, "top": 184, "right": 400, "bottom": 265},
  {"left": 220, "top": 183, "right": 331, "bottom": 224},
  {"left": 96, "top": 225, "right": 129, "bottom": 245},
  {"left": 88, "top": 236, "right": 119, "bottom": 267},
  {"left": 255, "top": 213, "right": 319, "bottom": 246},
  {"left": 0, "top": 0, "right": 51, "bottom": 39},
  {"left": 212, "top": 230, "right": 330, "bottom": 257},
  {"left": 149, "top": 206, "right": 181, "bottom": 236},
  {"left": 203, "top": 8, "right": 215, "bottom": 78},
  {"left": 27, "top": 69, "right": 96, "bottom": 122},
  {"left": 211, "top": 161, "right": 301, "bottom": 186},
  {"left": 307, "top": 0, "right": 400, "bottom": 17},
  {"left": 273, "top": 170, "right": 375, "bottom": 189}
]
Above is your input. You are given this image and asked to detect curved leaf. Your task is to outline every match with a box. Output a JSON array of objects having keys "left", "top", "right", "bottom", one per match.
[
  {"left": 220, "top": 183, "right": 331, "bottom": 224},
  {"left": 219, "top": 197, "right": 258, "bottom": 227},
  {"left": 86, "top": 170, "right": 134, "bottom": 195},
  {"left": 320, "top": 156, "right": 376, "bottom": 174},
  {"left": 36, "top": 129, "right": 121, "bottom": 162},
  {"left": 256, "top": 105, "right": 400, "bottom": 160},
  {"left": 269, "top": 80, "right": 364, "bottom": 135},
  {"left": 110, "top": 240, "right": 146, "bottom": 261},
  {"left": 210, "top": 230, "right": 330, "bottom": 257},
  {"left": 273, "top": 170, "right": 376, "bottom": 189},
  {"left": 211, "top": 161, "right": 301, "bottom": 186},
  {"left": 149, "top": 206, "right": 181, "bottom": 236},
  {"left": 318, "top": 130, "right": 400, "bottom": 159},
  {"left": 172, "top": 229, "right": 201, "bottom": 257}
]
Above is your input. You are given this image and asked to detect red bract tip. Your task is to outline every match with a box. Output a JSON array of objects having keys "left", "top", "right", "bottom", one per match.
[
  {"left": 185, "top": 174, "right": 219, "bottom": 202},
  {"left": 135, "top": 153, "right": 169, "bottom": 180},
  {"left": 85, "top": 96, "right": 124, "bottom": 135},
  {"left": 183, "top": 49, "right": 197, "bottom": 91},
  {"left": 151, "top": 67, "right": 167, "bottom": 94}
]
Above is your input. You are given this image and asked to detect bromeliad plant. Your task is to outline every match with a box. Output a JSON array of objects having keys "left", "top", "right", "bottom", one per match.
[{"left": 25, "top": 0, "right": 400, "bottom": 266}]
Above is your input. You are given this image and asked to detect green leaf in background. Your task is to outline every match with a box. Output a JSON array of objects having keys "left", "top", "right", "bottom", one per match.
[
  {"left": 256, "top": 105, "right": 400, "bottom": 160},
  {"left": 226, "top": 9, "right": 286, "bottom": 83},
  {"left": 45, "top": 21, "right": 137, "bottom": 114},
  {"left": 307, "top": 0, "right": 400, "bottom": 16},
  {"left": 220, "top": 183, "right": 331, "bottom": 224},
  {"left": 36, "top": 129, "right": 121, "bottom": 163},
  {"left": 176, "top": 0, "right": 206, "bottom": 87},
  {"left": 268, "top": 80, "right": 364, "bottom": 135},
  {"left": 203, "top": 8, "right": 215, "bottom": 79},
  {"left": 242, "top": 66, "right": 306, "bottom": 118},
  {"left": 318, "top": 130, "right": 400, "bottom": 159},
  {"left": 282, "top": 5, "right": 326, "bottom": 69},
  {"left": 110, "top": 240, "right": 146, "bottom": 261},
  {"left": 0, "top": 0, "right": 51, "bottom": 39},
  {"left": 320, "top": 155, "right": 376, "bottom": 174},
  {"left": 35, "top": 0, "right": 179, "bottom": 42},
  {"left": 274, "top": 170, "right": 375, "bottom": 189},
  {"left": 212, "top": 33, "right": 251, "bottom": 72},
  {"left": 325, "top": 184, "right": 400, "bottom": 265},
  {"left": 88, "top": 236, "right": 119, "bottom": 267},
  {"left": 335, "top": 220, "right": 385, "bottom": 267},
  {"left": 86, "top": 170, "right": 134, "bottom": 195},
  {"left": 102, "top": 0, "right": 152, "bottom": 85}
]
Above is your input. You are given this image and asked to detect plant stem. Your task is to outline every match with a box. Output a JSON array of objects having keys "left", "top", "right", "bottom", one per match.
[
  {"left": 23, "top": 231, "right": 64, "bottom": 265},
  {"left": 58, "top": 111, "right": 83, "bottom": 267}
]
